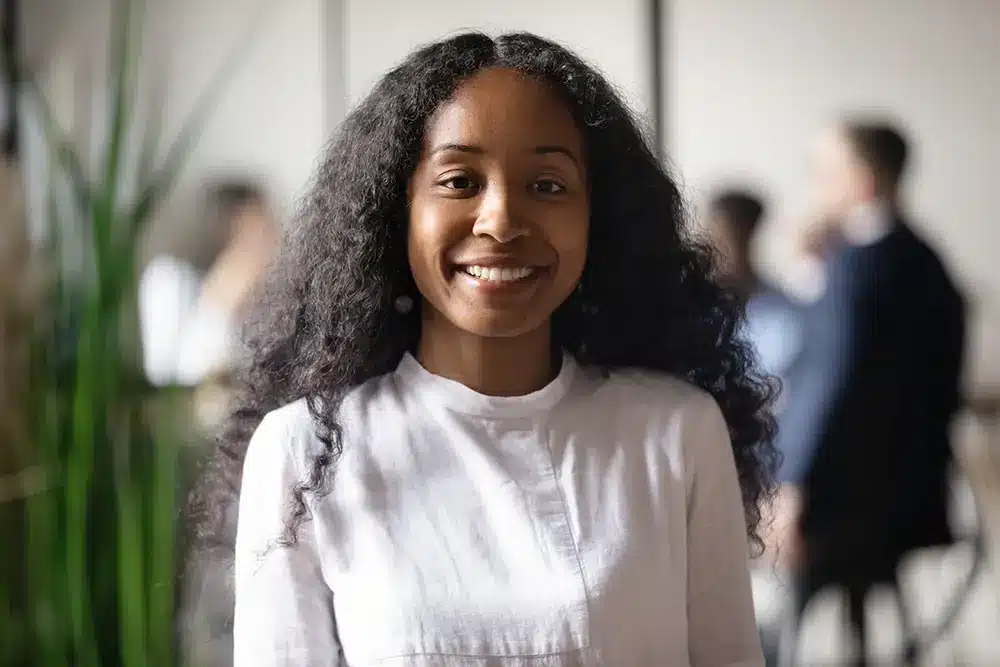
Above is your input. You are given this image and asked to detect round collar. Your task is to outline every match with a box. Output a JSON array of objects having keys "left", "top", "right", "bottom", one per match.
[{"left": 395, "top": 351, "right": 578, "bottom": 419}]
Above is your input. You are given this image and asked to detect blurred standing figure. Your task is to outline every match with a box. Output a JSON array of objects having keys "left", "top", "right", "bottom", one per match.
[
  {"left": 709, "top": 190, "right": 803, "bottom": 384},
  {"left": 776, "top": 121, "right": 966, "bottom": 666},
  {"left": 139, "top": 182, "right": 278, "bottom": 388},
  {"left": 154, "top": 183, "right": 277, "bottom": 667}
]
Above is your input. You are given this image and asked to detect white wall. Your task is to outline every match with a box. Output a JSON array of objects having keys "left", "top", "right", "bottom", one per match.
[
  {"left": 668, "top": 0, "right": 1000, "bottom": 390},
  {"left": 344, "top": 0, "right": 652, "bottom": 122},
  {"left": 19, "top": 0, "right": 328, "bottom": 263}
]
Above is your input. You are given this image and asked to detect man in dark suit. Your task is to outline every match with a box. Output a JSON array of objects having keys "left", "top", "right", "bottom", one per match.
[{"left": 775, "top": 120, "right": 966, "bottom": 666}]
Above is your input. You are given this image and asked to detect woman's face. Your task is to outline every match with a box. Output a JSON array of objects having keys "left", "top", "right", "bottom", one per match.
[{"left": 408, "top": 68, "right": 589, "bottom": 340}]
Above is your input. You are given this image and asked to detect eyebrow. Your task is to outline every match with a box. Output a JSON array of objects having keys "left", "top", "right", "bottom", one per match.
[
  {"left": 430, "top": 143, "right": 581, "bottom": 166},
  {"left": 431, "top": 143, "right": 485, "bottom": 156},
  {"left": 533, "top": 145, "right": 580, "bottom": 165}
]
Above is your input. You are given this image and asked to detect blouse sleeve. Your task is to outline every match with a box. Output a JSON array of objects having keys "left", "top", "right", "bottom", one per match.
[
  {"left": 138, "top": 256, "right": 200, "bottom": 387},
  {"left": 233, "top": 412, "right": 342, "bottom": 666},
  {"left": 684, "top": 394, "right": 765, "bottom": 667}
]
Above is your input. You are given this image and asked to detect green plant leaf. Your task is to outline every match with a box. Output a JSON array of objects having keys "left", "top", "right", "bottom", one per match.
[
  {"left": 65, "top": 302, "right": 104, "bottom": 666},
  {"left": 146, "top": 402, "right": 178, "bottom": 666},
  {"left": 135, "top": 62, "right": 167, "bottom": 203},
  {"left": 15, "top": 2, "right": 272, "bottom": 664},
  {"left": 20, "top": 75, "right": 94, "bottom": 219},
  {"left": 117, "top": 457, "right": 149, "bottom": 666},
  {"left": 101, "top": 0, "right": 138, "bottom": 211}
]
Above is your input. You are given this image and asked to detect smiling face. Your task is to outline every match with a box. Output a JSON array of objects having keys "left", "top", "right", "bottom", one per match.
[{"left": 407, "top": 68, "right": 590, "bottom": 340}]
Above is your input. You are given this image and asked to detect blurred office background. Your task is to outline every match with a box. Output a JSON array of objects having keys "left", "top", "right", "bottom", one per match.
[{"left": 2, "top": 1, "right": 999, "bottom": 665}]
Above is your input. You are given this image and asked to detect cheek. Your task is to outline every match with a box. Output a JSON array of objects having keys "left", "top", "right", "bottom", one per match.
[
  {"left": 551, "top": 207, "right": 590, "bottom": 281},
  {"left": 407, "top": 201, "right": 468, "bottom": 282},
  {"left": 818, "top": 175, "right": 844, "bottom": 200}
]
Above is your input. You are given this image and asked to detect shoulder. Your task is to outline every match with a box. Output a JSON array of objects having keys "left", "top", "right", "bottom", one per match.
[
  {"left": 590, "top": 365, "right": 728, "bottom": 442},
  {"left": 248, "top": 398, "right": 328, "bottom": 476},
  {"left": 256, "top": 397, "right": 314, "bottom": 435},
  {"left": 251, "top": 371, "right": 403, "bottom": 463},
  {"left": 900, "top": 225, "right": 955, "bottom": 277},
  {"left": 600, "top": 365, "right": 715, "bottom": 406},
  {"left": 585, "top": 366, "right": 733, "bottom": 492},
  {"left": 881, "top": 224, "right": 962, "bottom": 300}
]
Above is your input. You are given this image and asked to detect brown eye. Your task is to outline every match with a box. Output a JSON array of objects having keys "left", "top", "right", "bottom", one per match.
[
  {"left": 532, "top": 178, "right": 566, "bottom": 195},
  {"left": 441, "top": 175, "right": 479, "bottom": 193}
]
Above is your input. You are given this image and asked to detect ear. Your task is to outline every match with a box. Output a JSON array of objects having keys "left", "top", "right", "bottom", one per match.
[
  {"left": 852, "top": 165, "right": 877, "bottom": 202},
  {"left": 866, "top": 164, "right": 882, "bottom": 198}
]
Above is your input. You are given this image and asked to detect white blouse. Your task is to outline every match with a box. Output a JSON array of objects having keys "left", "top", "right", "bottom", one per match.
[
  {"left": 138, "top": 255, "right": 237, "bottom": 387},
  {"left": 234, "top": 353, "right": 763, "bottom": 667}
]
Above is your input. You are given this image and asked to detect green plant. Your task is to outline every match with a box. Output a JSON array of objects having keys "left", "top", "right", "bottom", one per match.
[{"left": 7, "top": 1, "right": 255, "bottom": 664}]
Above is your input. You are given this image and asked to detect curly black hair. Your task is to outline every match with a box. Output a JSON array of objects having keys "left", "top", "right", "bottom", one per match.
[{"left": 187, "top": 32, "right": 779, "bottom": 567}]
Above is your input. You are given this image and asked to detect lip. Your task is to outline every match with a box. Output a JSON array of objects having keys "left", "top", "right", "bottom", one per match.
[
  {"left": 449, "top": 261, "right": 550, "bottom": 298},
  {"left": 450, "top": 255, "right": 547, "bottom": 269},
  {"left": 455, "top": 268, "right": 546, "bottom": 296}
]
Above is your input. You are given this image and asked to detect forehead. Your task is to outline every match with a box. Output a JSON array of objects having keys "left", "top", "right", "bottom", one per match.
[{"left": 423, "top": 68, "right": 583, "bottom": 153}]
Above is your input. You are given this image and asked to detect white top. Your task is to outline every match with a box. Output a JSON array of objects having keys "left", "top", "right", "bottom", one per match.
[
  {"left": 234, "top": 353, "right": 763, "bottom": 667},
  {"left": 138, "top": 255, "right": 237, "bottom": 387}
]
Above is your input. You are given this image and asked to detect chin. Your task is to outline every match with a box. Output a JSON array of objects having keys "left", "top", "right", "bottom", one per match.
[{"left": 452, "top": 310, "right": 549, "bottom": 340}]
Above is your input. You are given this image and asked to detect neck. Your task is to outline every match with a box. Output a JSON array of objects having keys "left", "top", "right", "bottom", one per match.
[
  {"left": 417, "top": 312, "right": 556, "bottom": 397},
  {"left": 842, "top": 198, "right": 895, "bottom": 246},
  {"left": 721, "top": 264, "right": 759, "bottom": 301}
]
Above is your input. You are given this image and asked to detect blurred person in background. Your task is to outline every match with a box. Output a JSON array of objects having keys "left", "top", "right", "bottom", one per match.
[
  {"left": 709, "top": 189, "right": 804, "bottom": 386},
  {"left": 191, "top": 32, "right": 779, "bottom": 666},
  {"left": 709, "top": 189, "right": 805, "bottom": 664},
  {"left": 775, "top": 120, "right": 966, "bottom": 667},
  {"left": 163, "top": 183, "right": 279, "bottom": 667},
  {"left": 138, "top": 181, "right": 278, "bottom": 389}
]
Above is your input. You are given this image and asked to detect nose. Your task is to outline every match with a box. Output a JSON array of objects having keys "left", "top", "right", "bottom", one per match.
[{"left": 472, "top": 185, "right": 530, "bottom": 244}]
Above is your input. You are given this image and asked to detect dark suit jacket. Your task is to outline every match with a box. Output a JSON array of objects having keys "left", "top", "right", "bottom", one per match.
[{"left": 776, "top": 219, "right": 965, "bottom": 581}]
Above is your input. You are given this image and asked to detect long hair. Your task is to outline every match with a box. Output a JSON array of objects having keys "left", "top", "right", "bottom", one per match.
[{"left": 187, "top": 32, "right": 778, "bottom": 565}]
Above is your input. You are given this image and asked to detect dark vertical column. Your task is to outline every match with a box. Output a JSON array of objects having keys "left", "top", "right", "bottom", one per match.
[
  {"left": 2, "top": 0, "right": 19, "bottom": 158},
  {"left": 648, "top": 0, "right": 664, "bottom": 160}
]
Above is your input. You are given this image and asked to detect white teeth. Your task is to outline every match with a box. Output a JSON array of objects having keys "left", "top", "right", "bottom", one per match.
[{"left": 462, "top": 265, "right": 535, "bottom": 282}]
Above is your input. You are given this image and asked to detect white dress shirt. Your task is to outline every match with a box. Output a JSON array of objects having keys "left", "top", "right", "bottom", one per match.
[
  {"left": 842, "top": 200, "right": 895, "bottom": 247},
  {"left": 138, "top": 255, "right": 236, "bottom": 387},
  {"left": 234, "top": 352, "right": 764, "bottom": 666}
]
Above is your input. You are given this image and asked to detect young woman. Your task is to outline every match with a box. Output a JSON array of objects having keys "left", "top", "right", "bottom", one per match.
[{"left": 218, "top": 32, "right": 777, "bottom": 667}]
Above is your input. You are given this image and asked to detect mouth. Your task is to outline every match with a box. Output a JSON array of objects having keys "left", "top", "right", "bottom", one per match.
[
  {"left": 449, "top": 260, "right": 550, "bottom": 300},
  {"left": 458, "top": 264, "right": 538, "bottom": 284}
]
